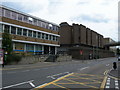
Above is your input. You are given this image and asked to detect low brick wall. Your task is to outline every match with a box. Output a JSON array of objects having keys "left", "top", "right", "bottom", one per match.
[
  {"left": 18, "top": 55, "right": 49, "bottom": 64},
  {"left": 56, "top": 54, "right": 72, "bottom": 62}
]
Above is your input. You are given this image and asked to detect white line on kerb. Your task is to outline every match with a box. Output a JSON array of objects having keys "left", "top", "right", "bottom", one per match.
[
  {"left": 2, "top": 80, "right": 34, "bottom": 89},
  {"left": 29, "top": 82, "right": 35, "bottom": 87}
]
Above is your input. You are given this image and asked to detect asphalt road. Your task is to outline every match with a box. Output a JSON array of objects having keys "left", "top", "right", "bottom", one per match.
[{"left": 1, "top": 57, "right": 118, "bottom": 89}]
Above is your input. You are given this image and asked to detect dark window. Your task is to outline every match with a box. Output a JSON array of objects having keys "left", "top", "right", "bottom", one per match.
[
  {"left": 38, "top": 32, "right": 41, "bottom": 38},
  {"left": 17, "top": 28, "right": 22, "bottom": 35},
  {"left": 23, "top": 29, "right": 27, "bottom": 36},
  {"left": 11, "top": 26, "right": 16, "bottom": 34},
  {"left": 46, "top": 34, "right": 48, "bottom": 40},
  {"left": 5, "top": 9, "right": 11, "bottom": 18},
  {"left": 33, "top": 31, "right": 36, "bottom": 38},
  {"left": 18, "top": 14, "right": 23, "bottom": 21},
  {"left": 11, "top": 12, "right": 17, "bottom": 20},
  {"left": 42, "top": 33, "right": 44, "bottom": 39},
  {"left": 23, "top": 16, "right": 28, "bottom": 22},
  {"left": 28, "top": 30, "right": 32, "bottom": 37},
  {"left": 4, "top": 25, "right": 10, "bottom": 33}
]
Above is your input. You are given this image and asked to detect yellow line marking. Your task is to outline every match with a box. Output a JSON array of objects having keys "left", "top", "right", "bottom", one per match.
[
  {"left": 35, "top": 73, "right": 74, "bottom": 88},
  {"left": 74, "top": 73, "right": 103, "bottom": 77},
  {"left": 100, "top": 70, "right": 108, "bottom": 89},
  {"left": 63, "top": 78, "right": 99, "bottom": 88},
  {"left": 70, "top": 74, "right": 101, "bottom": 83},
  {"left": 56, "top": 82, "right": 101, "bottom": 84},
  {"left": 52, "top": 83, "right": 70, "bottom": 90},
  {"left": 100, "top": 76, "right": 107, "bottom": 89}
]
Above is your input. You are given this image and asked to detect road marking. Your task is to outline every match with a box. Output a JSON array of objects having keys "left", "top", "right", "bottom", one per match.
[
  {"left": 35, "top": 73, "right": 74, "bottom": 88},
  {"left": 47, "top": 72, "right": 70, "bottom": 79},
  {"left": 105, "top": 86, "right": 110, "bottom": 88},
  {"left": 80, "top": 67, "right": 89, "bottom": 71},
  {"left": 106, "top": 64, "right": 109, "bottom": 66},
  {"left": 22, "top": 70, "right": 30, "bottom": 72},
  {"left": 29, "top": 82, "right": 35, "bottom": 87},
  {"left": 2, "top": 80, "right": 34, "bottom": 89},
  {"left": 100, "top": 76, "right": 107, "bottom": 88}
]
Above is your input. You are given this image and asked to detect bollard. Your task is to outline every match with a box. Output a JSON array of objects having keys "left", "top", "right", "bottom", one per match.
[{"left": 113, "top": 62, "right": 117, "bottom": 70}]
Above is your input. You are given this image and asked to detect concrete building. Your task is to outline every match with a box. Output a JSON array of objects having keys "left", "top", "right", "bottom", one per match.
[{"left": 0, "top": 5, "right": 60, "bottom": 55}]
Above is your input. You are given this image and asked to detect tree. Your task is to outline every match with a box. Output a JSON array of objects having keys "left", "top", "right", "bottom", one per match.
[{"left": 2, "top": 32, "right": 13, "bottom": 55}]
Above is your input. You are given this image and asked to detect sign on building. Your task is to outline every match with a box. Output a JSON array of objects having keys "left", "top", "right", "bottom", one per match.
[{"left": 0, "top": 49, "right": 3, "bottom": 64}]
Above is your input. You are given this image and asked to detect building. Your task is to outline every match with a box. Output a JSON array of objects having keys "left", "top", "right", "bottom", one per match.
[
  {"left": 59, "top": 22, "right": 114, "bottom": 59},
  {"left": 59, "top": 22, "right": 104, "bottom": 48},
  {"left": 0, "top": 5, "right": 60, "bottom": 55}
]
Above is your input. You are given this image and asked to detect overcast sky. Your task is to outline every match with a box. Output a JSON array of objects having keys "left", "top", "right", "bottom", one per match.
[{"left": 1, "top": 0, "right": 119, "bottom": 41}]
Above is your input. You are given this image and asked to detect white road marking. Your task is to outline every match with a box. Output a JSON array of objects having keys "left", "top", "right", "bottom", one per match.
[
  {"left": 80, "top": 67, "right": 89, "bottom": 71},
  {"left": 29, "top": 82, "right": 35, "bottom": 87},
  {"left": 22, "top": 70, "right": 30, "bottom": 72},
  {"left": 47, "top": 72, "right": 70, "bottom": 79},
  {"left": 106, "top": 64, "right": 109, "bottom": 66},
  {"left": 7, "top": 72, "right": 16, "bottom": 74},
  {"left": 2, "top": 80, "right": 34, "bottom": 89}
]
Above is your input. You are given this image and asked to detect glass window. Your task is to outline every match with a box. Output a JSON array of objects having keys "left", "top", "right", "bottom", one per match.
[
  {"left": 38, "top": 32, "right": 41, "bottom": 38},
  {"left": 28, "top": 30, "right": 32, "bottom": 37},
  {"left": 17, "top": 28, "right": 22, "bottom": 35},
  {"left": 5, "top": 9, "right": 11, "bottom": 18},
  {"left": 26, "top": 44, "right": 34, "bottom": 51},
  {"left": 53, "top": 36, "right": 55, "bottom": 41},
  {"left": 11, "top": 12, "right": 17, "bottom": 20},
  {"left": 46, "top": 34, "right": 48, "bottom": 40},
  {"left": 4, "top": 25, "right": 10, "bottom": 33},
  {"left": 35, "top": 45, "right": 42, "bottom": 51},
  {"left": 33, "top": 31, "right": 36, "bottom": 38},
  {"left": 33, "top": 19, "right": 37, "bottom": 25},
  {"left": 23, "top": 15, "right": 28, "bottom": 22},
  {"left": 11, "top": 26, "right": 16, "bottom": 34},
  {"left": 0, "top": 24, "right": 2, "bottom": 33},
  {"left": 2, "top": 8, "right": 4, "bottom": 16},
  {"left": 28, "top": 17, "right": 33, "bottom": 24},
  {"left": 38, "top": 20, "right": 41, "bottom": 27},
  {"left": 23, "top": 29, "right": 27, "bottom": 36},
  {"left": 18, "top": 14, "right": 23, "bottom": 21},
  {"left": 49, "top": 35, "right": 52, "bottom": 40},
  {"left": 42, "top": 33, "right": 44, "bottom": 39}
]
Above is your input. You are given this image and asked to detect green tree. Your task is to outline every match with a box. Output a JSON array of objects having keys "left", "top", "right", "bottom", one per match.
[{"left": 2, "top": 32, "right": 13, "bottom": 55}]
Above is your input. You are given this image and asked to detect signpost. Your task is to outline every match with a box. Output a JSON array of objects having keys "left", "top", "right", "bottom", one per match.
[{"left": 0, "top": 49, "right": 3, "bottom": 65}]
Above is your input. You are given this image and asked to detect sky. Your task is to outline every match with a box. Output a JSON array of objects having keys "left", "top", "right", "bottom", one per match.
[{"left": 1, "top": 0, "right": 119, "bottom": 41}]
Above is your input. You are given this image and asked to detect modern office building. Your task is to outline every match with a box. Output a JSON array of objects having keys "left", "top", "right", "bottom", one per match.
[{"left": 0, "top": 5, "right": 60, "bottom": 54}]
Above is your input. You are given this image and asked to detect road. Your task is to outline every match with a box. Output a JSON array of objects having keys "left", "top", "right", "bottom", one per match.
[{"left": 1, "top": 57, "right": 119, "bottom": 89}]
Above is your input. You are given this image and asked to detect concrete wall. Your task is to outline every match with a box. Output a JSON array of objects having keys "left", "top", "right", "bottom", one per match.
[
  {"left": 59, "top": 22, "right": 72, "bottom": 44},
  {"left": 86, "top": 28, "right": 92, "bottom": 46},
  {"left": 80, "top": 24, "right": 87, "bottom": 45}
]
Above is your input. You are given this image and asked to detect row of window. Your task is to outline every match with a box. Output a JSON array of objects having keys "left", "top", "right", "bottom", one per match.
[
  {"left": 2, "top": 24, "right": 59, "bottom": 41},
  {"left": 1, "top": 8, "right": 59, "bottom": 31}
]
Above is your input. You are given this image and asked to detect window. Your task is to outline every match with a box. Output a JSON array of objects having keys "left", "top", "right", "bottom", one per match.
[
  {"left": 4, "top": 25, "right": 10, "bottom": 33},
  {"left": 53, "top": 36, "right": 55, "bottom": 41},
  {"left": 28, "top": 17, "right": 33, "bottom": 24},
  {"left": 38, "top": 32, "right": 41, "bottom": 38},
  {"left": 17, "top": 28, "right": 22, "bottom": 35},
  {"left": 49, "top": 35, "right": 52, "bottom": 40},
  {"left": 11, "top": 26, "right": 16, "bottom": 34},
  {"left": 28, "top": 30, "right": 32, "bottom": 37},
  {"left": 23, "top": 29, "right": 27, "bottom": 36},
  {"left": 42, "top": 33, "right": 44, "bottom": 39},
  {"left": 5, "top": 9, "right": 11, "bottom": 18},
  {"left": 11, "top": 12, "right": 17, "bottom": 20},
  {"left": 33, "top": 19, "right": 38, "bottom": 25},
  {"left": 41, "top": 22, "right": 46, "bottom": 28},
  {"left": 23, "top": 16, "right": 28, "bottom": 22},
  {"left": 38, "top": 20, "right": 41, "bottom": 27},
  {"left": 33, "top": 31, "right": 36, "bottom": 38},
  {"left": 46, "top": 34, "right": 48, "bottom": 40},
  {"left": 26, "top": 44, "right": 34, "bottom": 51},
  {"left": 18, "top": 14, "right": 23, "bottom": 21},
  {"left": 35, "top": 45, "right": 42, "bottom": 51}
]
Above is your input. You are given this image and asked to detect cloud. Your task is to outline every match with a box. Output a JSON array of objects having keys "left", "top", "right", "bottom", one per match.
[{"left": 1, "top": 0, "right": 119, "bottom": 41}]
